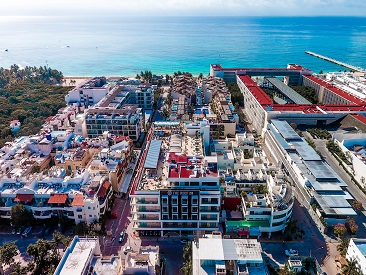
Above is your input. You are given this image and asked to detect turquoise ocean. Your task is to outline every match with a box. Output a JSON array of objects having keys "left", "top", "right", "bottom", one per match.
[{"left": 0, "top": 16, "right": 365, "bottom": 76}]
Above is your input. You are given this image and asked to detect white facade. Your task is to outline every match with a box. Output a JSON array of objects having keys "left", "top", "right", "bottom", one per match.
[
  {"left": 346, "top": 238, "right": 366, "bottom": 275},
  {"left": 333, "top": 133, "right": 366, "bottom": 188},
  {"left": 65, "top": 77, "right": 113, "bottom": 107}
]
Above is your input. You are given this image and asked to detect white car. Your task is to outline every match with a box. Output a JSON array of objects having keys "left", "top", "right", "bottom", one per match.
[{"left": 285, "top": 249, "right": 298, "bottom": 257}]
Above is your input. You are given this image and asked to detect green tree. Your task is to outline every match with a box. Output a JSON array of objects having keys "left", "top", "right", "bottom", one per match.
[
  {"left": 334, "top": 223, "right": 347, "bottom": 237},
  {"left": 10, "top": 204, "right": 34, "bottom": 229},
  {"left": 180, "top": 241, "right": 192, "bottom": 275},
  {"left": 342, "top": 257, "right": 361, "bottom": 275},
  {"left": 337, "top": 238, "right": 350, "bottom": 256},
  {"left": 10, "top": 262, "right": 28, "bottom": 275},
  {"left": 0, "top": 241, "right": 18, "bottom": 269}
]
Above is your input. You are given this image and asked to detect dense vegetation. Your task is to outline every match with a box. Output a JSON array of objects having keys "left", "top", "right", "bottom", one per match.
[
  {"left": 290, "top": 85, "right": 318, "bottom": 104},
  {"left": 226, "top": 82, "right": 244, "bottom": 107},
  {"left": 0, "top": 65, "right": 71, "bottom": 147}
]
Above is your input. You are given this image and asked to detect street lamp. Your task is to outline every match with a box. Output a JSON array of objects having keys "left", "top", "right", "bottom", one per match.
[{"left": 310, "top": 246, "right": 324, "bottom": 257}]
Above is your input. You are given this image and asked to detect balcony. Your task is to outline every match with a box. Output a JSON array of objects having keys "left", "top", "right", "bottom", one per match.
[
  {"left": 134, "top": 222, "right": 161, "bottom": 228},
  {"left": 200, "top": 206, "right": 219, "bottom": 213},
  {"left": 133, "top": 214, "right": 160, "bottom": 221},
  {"left": 132, "top": 198, "right": 159, "bottom": 205}
]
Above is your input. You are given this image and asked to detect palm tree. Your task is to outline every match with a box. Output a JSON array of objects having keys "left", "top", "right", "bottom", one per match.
[
  {"left": 337, "top": 238, "right": 350, "bottom": 256},
  {"left": 180, "top": 242, "right": 192, "bottom": 275},
  {"left": 342, "top": 257, "right": 360, "bottom": 275}
]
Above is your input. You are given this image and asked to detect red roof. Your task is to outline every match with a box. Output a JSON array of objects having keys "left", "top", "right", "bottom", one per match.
[
  {"left": 97, "top": 181, "right": 111, "bottom": 198},
  {"left": 304, "top": 75, "right": 365, "bottom": 105},
  {"left": 238, "top": 75, "right": 273, "bottom": 106},
  {"left": 167, "top": 153, "right": 188, "bottom": 164},
  {"left": 114, "top": 136, "right": 133, "bottom": 143},
  {"left": 71, "top": 194, "right": 84, "bottom": 206},
  {"left": 14, "top": 194, "right": 34, "bottom": 203},
  {"left": 48, "top": 194, "right": 68, "bottom": 204},
  {"left": 45, "top": 116, "right": 55, "bottom": 122},
  {"left": 352, "top": 114, "right": 366, "bottom": 125}
]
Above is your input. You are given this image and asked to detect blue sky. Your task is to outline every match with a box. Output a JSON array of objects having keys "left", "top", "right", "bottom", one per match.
[{"left": 1, "top": 0, "right": 365, "bottom": 16}]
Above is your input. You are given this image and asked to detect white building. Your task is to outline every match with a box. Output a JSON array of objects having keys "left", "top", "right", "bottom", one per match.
[
  {"left": 130, "top": 123, "right": 221, "bottom": 237},
  {"left": 124, "top": 245, "right": 160, "bottom": 275},
  {"left": 65, "top": 77, "right": 114, "bottom": 107},
  {"left": 264, "top": 120, "right": 356, "bottom": 226},
  {"left": 346, "top": 238, "right": 366, "bottom": 275},
  {"left": 333, "top": 132, "right": 366, "bottom": 188},
  {"left": 192, "top": 234, "right": 266, "bottom": 275},
  {"left": 54, "top": 236, "right": 122, "bottom": 275}
]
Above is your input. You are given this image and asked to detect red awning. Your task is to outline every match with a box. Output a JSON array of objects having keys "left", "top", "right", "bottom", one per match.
[
  {"left": 14, "top": 194, "right": 34, "bottom": 203},
  {"left": 48, "top": 194, "right": 68, "bottom": 204},
  {"left": 71, "top": 194, "right": 84, "bottom": 206},
  {"left": 97, "top": 181, "right": 111, "bottom": 198}
]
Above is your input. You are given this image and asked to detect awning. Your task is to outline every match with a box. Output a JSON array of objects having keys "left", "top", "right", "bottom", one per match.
[
  {"left": 48, "top": 194, "right": 68, "bottom": 204},
  {"left": 71, "top": 194, "right": 84, "bottom": 206},
  {"left": 97, "top": 181, "right": 111, "bottom": 198},
  {"left": 14, "top": 194, "right": 34, "bottom": 203}
]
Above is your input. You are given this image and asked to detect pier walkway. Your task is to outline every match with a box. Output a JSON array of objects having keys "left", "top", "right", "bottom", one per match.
[{"left": 305, "top": 51, "right": 365, "bottom": 73}]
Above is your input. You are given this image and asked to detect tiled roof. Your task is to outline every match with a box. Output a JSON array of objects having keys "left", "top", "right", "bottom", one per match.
[
  {"left": 14, "top": 194, "right": 34, "bottom": 203},
  {"left": 97, "top": 181, "right": 111, "bottom": 198},
  {"left": 48, "top": 194, "right": 68, "bottom": 204},
  {"left": 238, "top": 75, "right": 273, "bottom": 106},
  {"left": 71, "top": 194, "right": 84, "bottom": 206}
]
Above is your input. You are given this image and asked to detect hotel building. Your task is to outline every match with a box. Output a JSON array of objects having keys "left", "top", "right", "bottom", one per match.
[{"left": 130, "top": 123, "right": 221, "bottom": 237}]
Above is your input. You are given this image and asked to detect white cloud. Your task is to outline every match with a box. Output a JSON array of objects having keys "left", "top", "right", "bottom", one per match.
[{"left": 0, "top": 0, "right": 365, "bottom": 16}]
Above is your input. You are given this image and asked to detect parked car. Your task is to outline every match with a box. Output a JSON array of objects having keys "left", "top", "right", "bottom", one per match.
[
  {"left": 285, "top": 249, "right": 299, "bottom": 257},
  {"left": 123, "top": 246, "right": 132, "bottom": 254},
  {"left": 111, "top": 213, "right": 118, "bottom": 219},
  {"left": 16, "top": 226, "right": 25, "bottom": 235},
  {"left": 22, "top": 226, "right": 32, "bottom": 237},
  {"left": 118, "top": 230, "right": 125, "bottom": 243}
]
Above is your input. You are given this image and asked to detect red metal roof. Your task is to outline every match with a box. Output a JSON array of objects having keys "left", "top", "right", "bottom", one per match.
[
  {"left": 71, "top": 194, "right": 84, "bottom": 206},
  {"left": 238, "top": 75, "right": 273, "bottom": 106},
  {"left": 352, "top": 114, "right": 366, "bottom": 125},
  {"left": 304, "top": 75, "right": 365, "bottom": 105},
  {"left": 97, "top": 181, "right": 111, "bottom": 198},
  {"left": 48, "top": 194, "right": 68, "bottom": 204},
  {"left": 14, "top": 194, "right": 34, "bottom": 203}
]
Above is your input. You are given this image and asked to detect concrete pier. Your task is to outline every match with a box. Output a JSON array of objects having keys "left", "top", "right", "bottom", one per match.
[{"left": 305, "top": 51, "right": 365, "bottom": 73}]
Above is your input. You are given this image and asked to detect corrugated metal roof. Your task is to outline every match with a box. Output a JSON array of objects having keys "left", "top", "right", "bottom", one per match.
[
  {"left": 266, "top": 77, "right": 311, "bottom": 105},
  {"left": 271, "top": 120, "right": 301, "bottom": 141},
  {"left": 144, "top": 140, "right": 162, "bottom": 169}
]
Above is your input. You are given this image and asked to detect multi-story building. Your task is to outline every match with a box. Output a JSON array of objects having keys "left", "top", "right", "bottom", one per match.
[
  {"left": 192, "top": 233, "right": 266, "bottom": 275},
  {"left": 85, "top": 104, "right": 142, "bottom": 141},
  {"left": 303, "top": 75, "right": 365, "bottom": 105},
  {"left": 124, "top": 245, "right": 160, "bottom": 275},
  {"left": 65, "top": 77, "right": 113, "bottom": 107},
  {"left": 130, "top": 123, "right": 221, "bottom": 237},
  {"left": 346, "top": 238, "right": 366, "bottom": 275},
  {"left": 264, "top": 119, "right": 356, "bottom": 227},
  {"left": 54, "top": 236, "right": 123, "bottom": 275}
]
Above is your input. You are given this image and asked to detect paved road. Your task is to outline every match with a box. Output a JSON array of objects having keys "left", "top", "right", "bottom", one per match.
[{"left": 306, "top": 134, "right": 366, "bottom": 238}]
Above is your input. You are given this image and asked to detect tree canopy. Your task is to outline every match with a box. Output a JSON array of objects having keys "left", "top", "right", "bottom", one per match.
[
  {"left": 0, "top": 241, "right": 18, "bottom": 268},
  {"left": 0, "top": 65, "right": 71, "bottom": 146},
  {"left": 10, "top": 204, "right": 34, "bottom": 229},
  {"left": 226, "top": 82, "right": 244, "bottom": 107}
]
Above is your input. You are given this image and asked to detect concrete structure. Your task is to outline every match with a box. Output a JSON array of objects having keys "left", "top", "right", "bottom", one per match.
[
  {"left": 85, "top": 104, "right": 143, "bottom": 141},
  {"left": 192, "top": 234, "right": 266, "bottom": 275},
  {"left": 333, "top": 132, "right": 366, "bottom": 188},
  {"left": 264, "top": 120, "right": 356, "bottom": 226},
  {"left": 346, "top": 238, "right": 366, "bottom": 275},
  {"left": 54, "top": 236, "right": 122, "bottom": 275},
  {"left": 65, "top": 77, "right": 113, "bottom": 107},
  {"left": 130, "top": 123, "right": 221, "bottom": 237},
  {"left": 124, "top": 245, "right": 160, "bottom": 275}
]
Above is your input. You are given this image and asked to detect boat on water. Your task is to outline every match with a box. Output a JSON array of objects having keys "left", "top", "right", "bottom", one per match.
[{"left": 5, "top": 49, "right": 8, "bottom": 52}]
